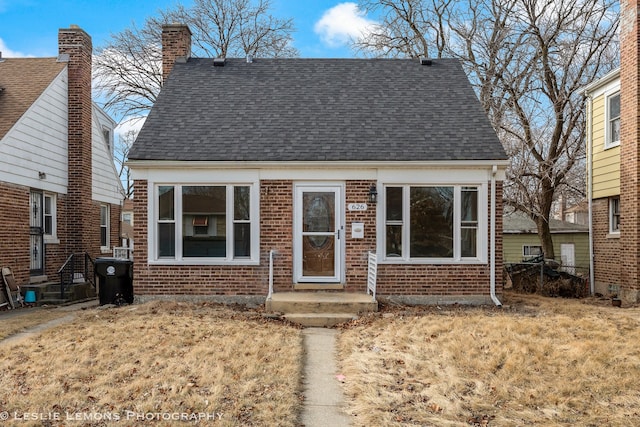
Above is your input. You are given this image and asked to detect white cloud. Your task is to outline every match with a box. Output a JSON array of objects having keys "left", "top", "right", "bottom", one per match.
[
  {"left": 0, "top": 38, "right": 29, "bottom": 58},
  {"left": 115, "top": 116, "right": 146, "bottom": 139},
  {"left": 314, "top": 2, "right": 377, "bottom": 48}
]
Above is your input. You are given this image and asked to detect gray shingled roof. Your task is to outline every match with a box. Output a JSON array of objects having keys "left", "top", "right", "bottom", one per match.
[
  {"left": 503, "top": 211, "right": 588, "bottom": 234},
  {"left": 129, "top": 58, "right": 507, "bottom": 162}
]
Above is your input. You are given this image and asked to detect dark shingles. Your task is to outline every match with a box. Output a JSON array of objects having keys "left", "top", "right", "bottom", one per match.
[{"left": 129, "top": 58, "right": 507, "bottom": 162}]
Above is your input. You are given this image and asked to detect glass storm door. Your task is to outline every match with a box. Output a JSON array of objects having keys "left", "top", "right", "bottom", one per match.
[
  {"left": 294, "top": 185, "right": 343, "bottom": 283},
  {"left": 29, "top": 191, "right": 44, "bottom": 275}
]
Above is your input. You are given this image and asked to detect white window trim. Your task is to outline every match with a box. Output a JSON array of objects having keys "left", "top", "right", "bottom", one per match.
[
  {"left": 43, "top": 193, "right": 59, "bottom": 244},
  {"left": 379, "top": 183, "right": 488, "bottom": 265},
  {"left": 609, "top": 196, "right": 621, "bottom": 235},
  {"left": 605, "top": 91, "right": 620, "bottom": 149},
  {"left": 100, "top": 204, "right": 110, "bottom": 252},
  {"left": 149, "top": 182, "right": 260, "bottom": 265}
]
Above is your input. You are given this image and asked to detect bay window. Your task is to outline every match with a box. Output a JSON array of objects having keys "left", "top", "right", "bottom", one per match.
[
  {"left": 384, "top": 184, "right": 483, "bottom": 262},
  {"left": 155, "top": 184, "right": 257, "bottom": 262}
]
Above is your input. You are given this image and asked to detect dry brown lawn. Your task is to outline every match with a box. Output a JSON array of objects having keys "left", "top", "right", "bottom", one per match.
[
  {"left": 337, "top": 291, "right": 640, "bottom": 427},
  {"left": 0, "top": 301, "right": 302, "bottom": 426},
  {"left": 0, "top": 309, "right": 69, "bottom": 340}
]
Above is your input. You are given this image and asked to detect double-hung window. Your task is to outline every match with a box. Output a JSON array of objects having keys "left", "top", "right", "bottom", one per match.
[
  {"left": 43, "top": 193, "right": 57, "bottom": 241},
  {"left": 606, "top": 92, "right": 620, "bottom": 148},
  {"left": 100, "top": 205, "right": 110, "bottom": 249},
  {"left": 610, "top": 196, "right": 620, "bottom": 234},
  {"left": 155, "top": 184, "right": 257, "bottom": 263},
  {"left": 383, "top": 185, "right": 483, "bottom": 262}
]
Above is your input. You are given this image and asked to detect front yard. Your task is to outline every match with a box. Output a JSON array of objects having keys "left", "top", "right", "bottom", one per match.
[
  {"left": 1, "top": 293, "right": 639, "bottom": 426},
  {"left": 0, "top": 302, "right": 302, "bottom": 426},
  {"left": 338, "top": 292, "right": 640, "bottom": 426}
]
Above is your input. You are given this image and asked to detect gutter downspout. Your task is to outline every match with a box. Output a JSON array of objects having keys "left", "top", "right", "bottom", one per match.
[
  {"left": 586, "top": 94, "right": 595, "bottom": 295},
  {"left": 490, "top": 164, "right": 502, "bottom": 306}
]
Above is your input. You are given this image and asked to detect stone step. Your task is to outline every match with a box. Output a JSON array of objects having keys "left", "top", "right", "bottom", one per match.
[
  {"left": 266, "top": 292, "right": 377, "bottom": 314},
  {"left": 284, "top": 313, "right": 358, "bottom": 327},
  {"left": 22, "top": 282, "right": 96, "bottom": 306}
]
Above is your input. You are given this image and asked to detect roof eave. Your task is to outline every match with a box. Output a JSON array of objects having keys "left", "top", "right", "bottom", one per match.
[{"left": 127, "top": 159, "right": 510, "bottom": 168}]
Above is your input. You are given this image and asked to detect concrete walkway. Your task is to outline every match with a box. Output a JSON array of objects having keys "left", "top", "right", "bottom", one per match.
[
  {"left": 301, "top": 328, "right": 351, "bottom": 426},
  {"left": 0, "top": 300, "right": 98, "bottom": 346}
]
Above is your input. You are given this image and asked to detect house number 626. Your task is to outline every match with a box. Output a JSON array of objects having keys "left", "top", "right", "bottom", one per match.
[{"left": 348, "top": 203, "right": 368, "bottom": 211}]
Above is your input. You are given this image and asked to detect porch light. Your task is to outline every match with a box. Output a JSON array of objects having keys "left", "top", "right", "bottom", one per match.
[{"left": 369, "top": 185, "right": 378, "bottom": 204}]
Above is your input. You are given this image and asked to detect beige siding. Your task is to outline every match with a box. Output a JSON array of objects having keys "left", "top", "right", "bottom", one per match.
[{"left": 591, "top": 93, "right": 620, "bottom": 199}]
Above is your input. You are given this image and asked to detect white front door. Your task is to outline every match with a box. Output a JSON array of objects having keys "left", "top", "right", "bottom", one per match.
[{"left": 294, "top": 184, "right": 343, "bottom": 283}]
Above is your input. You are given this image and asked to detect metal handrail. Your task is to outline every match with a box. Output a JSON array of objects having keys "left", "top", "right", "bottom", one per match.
[
  {"left": 58, "top": 253, "right": 76, "bottom": 300},
  {"left": 57, "top": 252, "right": 95, "bottom": 300}
]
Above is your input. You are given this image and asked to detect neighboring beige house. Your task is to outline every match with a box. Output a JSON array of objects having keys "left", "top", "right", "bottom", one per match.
[{"left": 583, "top": 68, "right": 620, "bottom": 296}]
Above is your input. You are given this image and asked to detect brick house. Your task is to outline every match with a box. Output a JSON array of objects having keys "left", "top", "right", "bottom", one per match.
[
  {"left": 583, "top": 68, "right": 621, "bottom": 296},
  {"left": 127, "top": 24, "right": 508, "bottom": 305},
  {"left": 582, "top": 0, "right": 640, "bottom": 302},
  {"left": 0, "top": 26, "right": 124, "bottom": 288}
]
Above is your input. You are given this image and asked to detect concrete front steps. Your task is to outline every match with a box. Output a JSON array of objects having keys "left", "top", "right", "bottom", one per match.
[
  {"left": 265, "top": 291, "right": 378, "bottom": 327},
  {"left": 22, "top": 282, "right": 97, "bottom": 306}
]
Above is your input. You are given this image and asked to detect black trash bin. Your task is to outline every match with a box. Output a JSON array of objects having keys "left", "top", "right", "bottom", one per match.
[{"left": 95, "top": 258, "right": 133, "bottom": 305}]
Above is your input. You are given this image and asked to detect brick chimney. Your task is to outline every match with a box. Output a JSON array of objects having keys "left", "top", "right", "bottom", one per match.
[
  {"left": 58, "top": 25, "right": 93, "bottom": 255},
  {"left": 161, "top": 24, "right": 192, "bottom": 84},
  {"left": 620, "top": 1, "right": 640, "bottom": 302}
]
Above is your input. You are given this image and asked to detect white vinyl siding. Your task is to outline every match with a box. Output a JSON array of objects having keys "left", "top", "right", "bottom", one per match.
[
  {"left": 92, "top": 105, "right": 124, "bottom": 205},
  {"left": 0, "top": 68, "right": 68, "bottom": 194}
]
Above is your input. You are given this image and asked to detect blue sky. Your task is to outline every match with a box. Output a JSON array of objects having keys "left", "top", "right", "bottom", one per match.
[{"left": 0, "top": 0, "right": 378, "bottom": 58}]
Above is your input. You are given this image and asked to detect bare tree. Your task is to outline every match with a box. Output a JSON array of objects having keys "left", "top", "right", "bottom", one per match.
[
  {"left": 357, "top": 0, "right": 619, "bottom": 260},
  {"left": 94, "top": 0, "right": 297, "bottom": 119},
  {"left": 163, "top": 0, "right": 299, "bottom": 58},
  {"left": 93, "top": 0, "right": 297, "bottom": 187},
  {"left": 94, "top": 21, "right": 164, "bottom": 119},
  {"left": 114, "top": 128, "right": 138, "bottom": 198},
  {"left": 355, "top": 0, "right": 453, "bottom": 58}
]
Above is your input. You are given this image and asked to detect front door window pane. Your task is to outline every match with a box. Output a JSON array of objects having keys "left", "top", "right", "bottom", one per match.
[
  {"left": 302, "top": 192, "right": 336, "bottom": 276},
  {"left": 410, "top": 187, "right": 453, "bottom": 258}
]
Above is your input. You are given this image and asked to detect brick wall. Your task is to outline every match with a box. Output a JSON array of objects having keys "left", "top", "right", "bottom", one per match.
[
  {"left": 162, "top": 24, "right": 192, "bottom": 83},
  {"left": 133, "top": 179, "right": 501, "bottom": 298},
  {"left": 591, "top": 197, "right": 621, "bottom": 294},
  {"left": 0, "top": 182, "right": 30, "bottom": 285},
  {"left": 620, "top": 0, "right": 640, "bottom": 301},
  {"left": 59, "top": 26, "right": 94, "bottom": 256}
]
